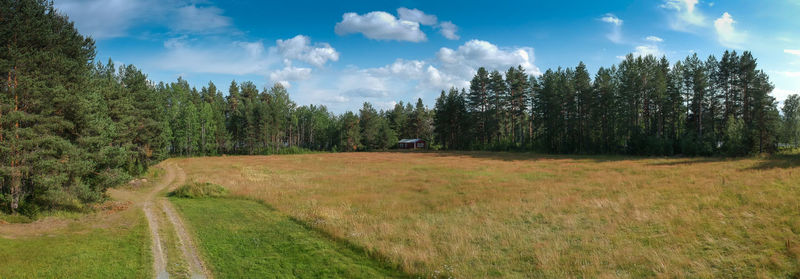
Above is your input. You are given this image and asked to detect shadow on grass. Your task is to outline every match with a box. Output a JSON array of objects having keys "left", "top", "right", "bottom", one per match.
[
  {"left": 390, "top": 150, "right": 800, "bottom": 170},
  {"left": 402, "top": 150, "right": 672, "bottom": 163},
  {"left": 746, "top": 153, "right": 800, "bottom": 170}
]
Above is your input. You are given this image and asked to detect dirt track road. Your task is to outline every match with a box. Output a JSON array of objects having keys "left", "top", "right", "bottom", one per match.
[{"left": 143, "top": 163, "right": 211, "bottom": 279}]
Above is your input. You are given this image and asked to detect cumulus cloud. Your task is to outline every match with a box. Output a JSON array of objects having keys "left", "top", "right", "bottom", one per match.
[
  {"left": 714, "top": 12, "right": 746, "bottom": 49},
  {"left": 369, "top": 59, "right": 466, "bottom": 90},
  {"left": 437, "top": 39, "right": 540, "bottom": 77},
  {"left": 786, "top": 49, "right": 800, "bottom": 56},
  {"left": 646, "top": 36, "right": 664, "bottom": 42},
  {"left": 661, "top": 0, "right": 706, "bottom": 31},
  {"left": 275, "top": 35, "right": 339, "bottom": 68},
  {"left": 334, "top": 11, "right": 427, "bottom": 42},
  {"left": 632, "top": 45, "right": 664, "bottom": 57},
  {"left": 618, "top": 45, "right": 664, "bottom": 59},
  {"left": 335, "top": 9, "right": 459, "bottom": 42},
  {"left": 438, "top": 21, "right": 460, "bottom": 40},
  {"left": 601, "top": 14, "right": 623, "bottom": 43},
  {"left": 269, "top": 66, "right": 312, "bottom": 88},
  {"left": 397, "top": 8, "right": 438, "bottom": 26}
]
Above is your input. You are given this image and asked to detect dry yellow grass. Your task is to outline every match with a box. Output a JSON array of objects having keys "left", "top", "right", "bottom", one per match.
[{"left": 171, "top": 152, "right": 800, "bottom": 278}]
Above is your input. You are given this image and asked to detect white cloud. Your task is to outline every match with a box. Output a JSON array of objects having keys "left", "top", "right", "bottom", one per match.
[
  {"left": 661, "top": 0, "right": 706, "bottom": 31},
  {"left": 55, "top": 0, "right": 147, "bottom": 39},
  {"left": 55, "top": 0, "right": 233, "bottom": 39},
  {"left": 437, "top": 39, "right": 540, "bottom": 77},
  {"left": 646, "top": 36, "right": 664, "bottom": 42},
  {"left": 275, "top": 35, "right": 339, "bottom": 68},
  {"left": 776, "top": 71, "right": 800, "bottom": 77},
  {"left": 396, "top": 8, "right": 460, "bottom": 40},
  {"left": 633, "top": 45, "right": 663, "bottom": 57},
  {"left": 714, "top": 12, "right": 746, "bottom": 48},
  {"left": 774, "top": 88, "right": 798, "bottom": 105},
  {"left": 153, "top": 34, "right": 338, "bottom": 92},
  {"left": 154, "top": 37, "right": 274, "bottom": 76},
  {"left": 335, "top": 9, "right": 460, "bottom": 42},
  {"left": 370, "top": 59, "right": 466, "bottom": 90},
  {"left": 438, "top": 21, "right": 460, "bottom": 40},
  {"left": 601, "top": 14, "right": 623, "bottom": 26},
  {"left": 785, "top": 49, "right": 800, "bottom": 56},
  {"left": 601, "top": 14, "right": 623, "bottom": 44},
  {"left": 619, "top": 45, "right": 664, "bottom": 59},
  {"left": 269, "top": 66, "right": 312, "bottom": 88},
  {"left": 397, "top": 8, "right": 438, "bottom": 26},
  {"left": 171, "top": 5, "right": 232, "bottom": 33},
  {"left": 334, "top": 11, "right": 427, "bottom": 42}
]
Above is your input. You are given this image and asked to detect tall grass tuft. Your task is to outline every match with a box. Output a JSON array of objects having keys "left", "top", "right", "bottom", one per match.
[{"left": 169, "top": 182, "right": 229, "bottom": 198}]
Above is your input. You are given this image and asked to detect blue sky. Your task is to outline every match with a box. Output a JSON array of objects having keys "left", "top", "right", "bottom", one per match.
[{"left": 55, "top": 0, "right": 800, "bottom": 112}]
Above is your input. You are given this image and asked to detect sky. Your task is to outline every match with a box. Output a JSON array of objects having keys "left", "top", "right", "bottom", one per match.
[{"left": 54, "top": 0, "right": 800, "bottom": 112}]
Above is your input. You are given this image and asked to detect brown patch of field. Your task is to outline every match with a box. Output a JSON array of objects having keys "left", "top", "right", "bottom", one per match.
[
  {"left": 0, "top": 176, "right": 158, "bottom": 239},
  {"left": 172, "top": 152, "right": 800, "bottom": 278}
]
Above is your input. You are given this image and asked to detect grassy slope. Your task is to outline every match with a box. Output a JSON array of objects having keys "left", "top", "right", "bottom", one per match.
[
  {"left": 170, "top": 197, "right": 407, "bottom": 278},
  {"left": 0, "top": 209, "right": 152, "bottom": 278},
  {"left": 174, "top": 152, "right": 800, "bottom": 278}
]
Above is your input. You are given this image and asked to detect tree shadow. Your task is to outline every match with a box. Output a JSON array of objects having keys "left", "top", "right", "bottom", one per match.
[
  {"left": 391, "top": 150, "right": 800, "bottom": 171},
  {"left": 414, "top": 150, "right": 657, "bottom": 163},
  {"left": 645, "top": 157, "right": 730, "bottom": 166},
  {"left": 746, "top": 154, "right": 800, "bottom": 170}
]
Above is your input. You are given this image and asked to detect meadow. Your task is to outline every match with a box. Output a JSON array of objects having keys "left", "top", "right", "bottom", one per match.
[
  {"left": 173, "top": 152, "right": 800, "bottom": 278},
  {"left": 0, "top": 208, "right": 152, "bottom": 278}
]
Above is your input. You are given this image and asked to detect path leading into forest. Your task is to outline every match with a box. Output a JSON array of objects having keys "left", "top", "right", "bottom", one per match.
[{"left": 143, "top": 163, "right": 211, "bottom": 279}]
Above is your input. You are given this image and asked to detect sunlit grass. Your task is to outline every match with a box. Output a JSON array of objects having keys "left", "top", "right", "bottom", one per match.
[
  {"left": 173, "top": 152, "right": 800, "bottom": 278},
  {"left": 171, "top": 197, "right": 407, "bottom": 278},
  {"left": 0, "top": 208, "right": 152, "bottom": 278}
]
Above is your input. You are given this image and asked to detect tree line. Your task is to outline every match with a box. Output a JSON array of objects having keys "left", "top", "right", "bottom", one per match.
[
  {"left": 438, "top": 52, "right": 795, "bottom": 156},
  {"left": 2, "top": 0, "right": 799, "bottom": 214}
]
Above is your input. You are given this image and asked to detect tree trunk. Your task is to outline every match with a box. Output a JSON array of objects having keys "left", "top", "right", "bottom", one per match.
[
  {"left": 10, "top": 168, "right": 21, "bottom": 212},
  {"left": 10, "top": 66, "right": 20, "bottom": 212}
]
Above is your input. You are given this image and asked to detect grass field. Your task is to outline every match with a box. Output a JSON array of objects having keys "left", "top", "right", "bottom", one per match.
[
  {"left": 0, "top": 208, "right": 152, "bottom": 278},
  {"left": 170, "top": 197, "right": 406, "bottom": 278},
  {"left": 0, "top": 169, "right": 164, "bottom": 279},
  {"left": 173, "top": 152, "right": 800, "bottom": 278}
]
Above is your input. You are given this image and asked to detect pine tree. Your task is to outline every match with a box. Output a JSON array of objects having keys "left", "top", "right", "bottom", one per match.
[
  {"left": 468, "top": 67, "right": 491, "bottom": 145},
  {"left": 488, "top": 70, "right": 508, "bottom": 142},
  {"left": 573, "top": 62, "right": 592, "bottom": 152},
  {"left": 782, "top": 94, "right": 800, "bottom": 147},
  {"left": 359, "top": 102, "right": 380, "bottom": 150},
  {"left": 1, "top": 0, "right": 99, "bottom": 212}
]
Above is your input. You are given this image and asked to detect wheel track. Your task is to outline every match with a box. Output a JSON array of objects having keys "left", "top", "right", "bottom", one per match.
[{"left": 144, "top": 162, "right": 211, "bottom": 279}]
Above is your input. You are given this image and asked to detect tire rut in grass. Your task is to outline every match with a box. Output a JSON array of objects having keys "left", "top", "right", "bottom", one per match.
[{"left": 144, "top": 163, "right": 211, "bottom": 279}]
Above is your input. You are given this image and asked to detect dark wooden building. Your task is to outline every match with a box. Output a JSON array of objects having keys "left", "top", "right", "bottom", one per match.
[{"left": 398, "top": 139, "right": 426, "bottom": 149}]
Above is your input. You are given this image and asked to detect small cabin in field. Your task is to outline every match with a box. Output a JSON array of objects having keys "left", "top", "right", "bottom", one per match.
[{"left": 398, "top": 139, "right": 426, "bottom": 149}]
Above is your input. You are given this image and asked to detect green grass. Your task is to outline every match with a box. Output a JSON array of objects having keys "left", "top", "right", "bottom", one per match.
[
  {"left": 170, "top": 197, "right": 408, "bottom": 278},
  {"left": 0, "top": 213, "right": 34, "bottom": 224},
  {"left": 0, "top": 210, "right": 152, "bottom": 278}
]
